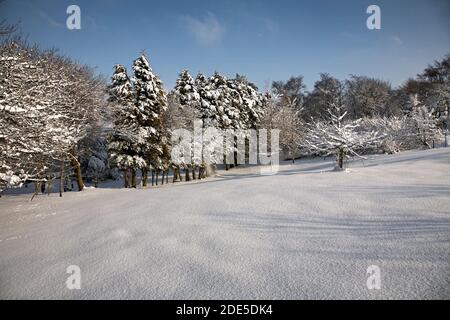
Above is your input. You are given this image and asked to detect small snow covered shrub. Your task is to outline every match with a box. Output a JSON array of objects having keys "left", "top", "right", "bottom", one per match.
[{"left": 361, "top": 116, "right": 413, "bottom": 154}]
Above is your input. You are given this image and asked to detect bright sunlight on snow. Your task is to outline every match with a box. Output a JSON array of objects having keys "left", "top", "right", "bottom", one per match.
[{"left": 1, "top": 148, "right": 449, "bottom": 299}]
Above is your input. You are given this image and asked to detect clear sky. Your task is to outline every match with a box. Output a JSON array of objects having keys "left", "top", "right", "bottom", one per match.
[{"left": 1, "top": 0, "right": 449, "bottom": 91}]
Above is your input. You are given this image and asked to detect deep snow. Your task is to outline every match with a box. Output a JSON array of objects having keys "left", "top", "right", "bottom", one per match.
[{"left": 0, "top": 149, "right": 449, "bottom": 299}]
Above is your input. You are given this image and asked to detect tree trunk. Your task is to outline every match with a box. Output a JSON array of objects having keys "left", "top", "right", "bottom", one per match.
[
  {"left": 40, "top": 180, "right": 46, "bottom": 194},
  {"left": 177, "top": 166, "right": 182, "bottom": 181},
  {"left": 142, "top": 169, "right": 148, "bottom": 187},
  {"left": 161, "top": 171, "right": 165, "bottom": 185},
  {"left": 151, "top": 170, "right": 155, "bottom": 186},
  {"left": 131, "top": 168, "right": 136, "bottom": 188},
  {"left": 337, "top": 149, "right": 344, "bottom": 169},
  {"left": 30, "top": 180, "right": 39, "bottom": 201},
  {"left": 70, "top": 154, "right": 84, "bottom": 192},
  {"left": 59, "top": 161, "right": 64, "bottom": 197},
  {"left": 123, "top": 169, "right": 129, "bottom": 188},
  {"left": 185, "top": 167, "right": 190, "bottom": 181},
  {"left": 192, "top": 165, "right": 197, "bottom": 180},
  {"left": 245, "top": 137, "right": 250, "bottom": 165},
  {"left": 155, "top": 170, "right": 159, "bottom": 186},
  {"left": 166, "top": 170, "right": 169, "bottom": 184},
  {"left": 47, "top": 176, "right": 51, "bottom": 196},
  {"left": 234, "top": 136, "right": 238, "bottom": 167},
  {"left": 173, "top": 166, "right": 178, "bottom": 183}
]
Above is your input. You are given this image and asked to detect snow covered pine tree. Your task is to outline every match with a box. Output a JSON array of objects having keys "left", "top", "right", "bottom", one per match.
[
  {"left": 132, "top": 54, "right": 168, "bottom": 186},
  {"left": 174, "top": 69, "right": 201, "bottom": 180},
  {"left": 107, "top": 64, "right": 141, "bottom": 188}
]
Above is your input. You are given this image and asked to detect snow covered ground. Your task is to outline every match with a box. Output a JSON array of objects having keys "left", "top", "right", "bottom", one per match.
[{"left": 0, "top": 148, "right": 449, "bottom": 299}]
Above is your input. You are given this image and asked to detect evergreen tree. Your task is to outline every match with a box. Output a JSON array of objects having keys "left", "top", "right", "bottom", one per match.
[
  {"left": 175, "top": 70, "right": 200, "bottom": 110},
  {"left": 132, "top": 54, "right": 168, "bottom": 186},
  {"left": 174, "top": 70, "right": 202, "bottom": 179},
  {"left": 231, "top": 74, "right": 266, "bottom": 130},
  {"left": 195, "top": 73, "right": 216, "bottom": 125},
  {"left": 194, "top": 72, "right": 226, "bottom": 171},
  {"left": 108, "top": 64, "right": 143, "bottom": 188},
  {"left": 209, "top": 72, "right": 236, "bottom": 168}
]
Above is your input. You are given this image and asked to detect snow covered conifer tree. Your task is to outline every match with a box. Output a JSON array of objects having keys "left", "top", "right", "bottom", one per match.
[
  {"left": 194, "top": 73, "right": 215, "bottom": 176},
  {"left": 174, "top": 70, "right": 202, "bottom": 179},
  {"left": 107, "top": 64, "right": 139, "bottom": 187},
  {"left": 227, "top": 75, "right": 267, "bottom": 165},
  {"left": 209, "top": 72, "right": 236, "bottom": 169},
  {"left": 241, "top": 80, "right": 266, "bottom": 130},
  {"left": 132, "top": 54, "right": 168, "bottom": 185},
  {"left": 109, "top": 64, "right": 133, "bottom": 103},
  {"left": 175, "top": 70, "right": 200, "bottom": 111},
  {"left": 192, "top": 72, "right": 227, "bottom": 172},
  {"left": 208, "top": 72, "right": 233, "bottom": 129},
  {"left": 195, "top": 72, "right": 219, "bottom": 127}
]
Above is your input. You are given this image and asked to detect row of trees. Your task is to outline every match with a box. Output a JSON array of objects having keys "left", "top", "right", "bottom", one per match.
[
  {"left": 171, "top": 70, "right": 269, "bottom": 172},
  {"left": 269, "top": 56, "right": 449, "bottom": 168},
  {"left": 271, "top": 58, "right": 450, "bottom": 123},
  {"left": 108, "top": 58, "right": 270, "bottom": 187},
  {"left": 1, "top": 30, "right": 448, "bottom": 193}
]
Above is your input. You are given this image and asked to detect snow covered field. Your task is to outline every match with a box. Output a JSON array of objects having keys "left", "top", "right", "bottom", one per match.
[{"left": 0, "top": 148, "right": 449, "bottom": 299}]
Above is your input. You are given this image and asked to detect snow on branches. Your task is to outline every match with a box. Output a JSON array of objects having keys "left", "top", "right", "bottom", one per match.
[
  {"left": 175, "top": 69, "right": 200, "bottom": 110},
  {"left": 132, "top": 54, "right": 168, "bottom": 172},
  {"left": 408, "top": 94, "right": 442, "bottom": 148},
  {"left": 0, "top": 39, "right": 105, "bottom": 193},
  {"left": 304, "top": 95, "right": 383, "bottom": 170},
  {"left": 107, "top": 55, "right": 169, "bottom": 187},
  {"left": 108, "top": 63, "right": 145, "bottom": 173}
]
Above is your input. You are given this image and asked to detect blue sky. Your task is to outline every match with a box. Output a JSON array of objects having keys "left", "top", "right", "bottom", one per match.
[{"left": 1, "top": 0, "right": 449, "bottom": 91}]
